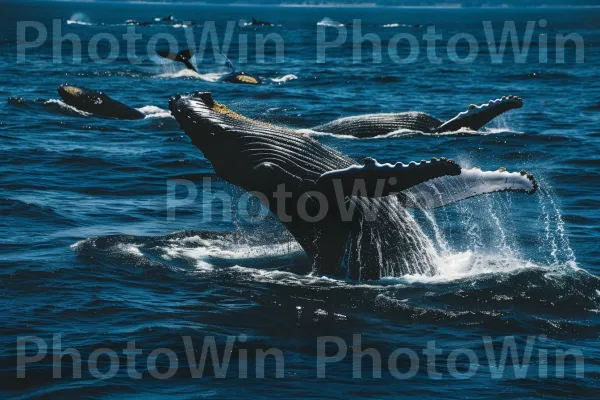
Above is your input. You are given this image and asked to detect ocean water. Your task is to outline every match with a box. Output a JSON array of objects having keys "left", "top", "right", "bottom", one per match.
[{"left": 2, "top": 2, "right": 600, "bottom": 398}]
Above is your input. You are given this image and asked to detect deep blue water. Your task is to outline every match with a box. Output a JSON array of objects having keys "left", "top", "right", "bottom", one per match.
[{"left": 2, "top": 2, "right": 600, "bottom": 398}]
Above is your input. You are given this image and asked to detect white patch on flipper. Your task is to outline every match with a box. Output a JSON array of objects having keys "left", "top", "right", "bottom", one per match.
[{"left": 405, "top": 168, "right": 536, "bottom": 209}]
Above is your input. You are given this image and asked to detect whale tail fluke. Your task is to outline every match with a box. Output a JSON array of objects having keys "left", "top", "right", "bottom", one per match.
[{"left": 157, "top": 49, "right": 197, "bottom": 73}]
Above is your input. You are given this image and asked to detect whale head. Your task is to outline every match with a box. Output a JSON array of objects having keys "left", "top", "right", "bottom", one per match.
[
  {"left": 58, "top": 84, "right": 106, "bottom": 109},
  {"left": 436, "top": 96, "right": 523, "bottom": 133},
  {"left": 168, "top": 92, "right": 350, "bottom": 191}
]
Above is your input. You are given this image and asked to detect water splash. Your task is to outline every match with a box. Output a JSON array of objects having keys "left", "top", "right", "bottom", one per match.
[
  {"left": 536, "top": 183, "right": 577, "bottom": 266},
  {"left": 67, "top": 13, "right": 93, "bottom": 26},
  {"left": 403, "top": 176, "right": 578, "bottom": 283}
]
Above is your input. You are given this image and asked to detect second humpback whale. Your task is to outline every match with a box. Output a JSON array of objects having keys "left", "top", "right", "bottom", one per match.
[
  {"left": 312, "top": 96, "right": 523, "bottom": 137},
  {"left": 250, "top": 17, "right": 273, "bottom": 26},
  {"left": 169, "top": 92, "right": 538, "bottom": 281},
  {"left": 158, "top": 49, "right": 262, "bottom": 85},
  {"left": 58, "top": 84, "right": 144, "bottom": 120}
]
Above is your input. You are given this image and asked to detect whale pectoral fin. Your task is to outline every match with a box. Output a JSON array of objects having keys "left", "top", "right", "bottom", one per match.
[
  {"left": 157, "top": 48, "right": 198, "bottom": 73},
  {"left": 315, "top": 157, "right": 461, "bottom": 198},
  {"left": 436, "top": 96, "right": 523, "bottom": 133},
  {"left": 400, "top": 167, "right": 538, "bottom": 209}
]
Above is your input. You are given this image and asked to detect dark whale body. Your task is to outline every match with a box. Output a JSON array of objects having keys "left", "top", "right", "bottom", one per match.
[
  {"left": 58, "top": 84, "right": 144, "bottom": 120},
  {"left": 169, "top": 92, "right": 537, "bottom": 280},
  {"left": 313, "top": 96, "right": 523, "bottom": 137},
  {"left": 221, "top": 71, "right": 262, "bottom": 85},
  {"left": 251, "top": 17, "right": 273, "bottom": 26}
]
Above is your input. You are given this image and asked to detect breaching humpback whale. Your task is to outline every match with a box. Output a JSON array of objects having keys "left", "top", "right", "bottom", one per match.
[
  {"left": 158, "top": 49, "right": 262, "bottom": 85},
  {"left": 313, "top": 96, "right": 523, "bottom": 137},
  {"left": 169, "top": 92, "right": 537, "bottom": 280},
  {"left": 58, "top": 84, "right": 144, "bottom": 120}
]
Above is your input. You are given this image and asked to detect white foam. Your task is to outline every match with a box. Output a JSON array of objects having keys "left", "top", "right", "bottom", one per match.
[
  {"left": 67, "top": 20, "right": 93, "bottom": 26},
  {"left": 270, "top": 74, "right": 298, "bottom": 83},
  {"left": 137, "top": 105, "right": 172, "bottom": 119},
  {"left": 397, "top": 251, "right": 542, "bottom": 283},
  {"left": 383, "top": 23, "right": 414, "bottom": 28},
  {"left": 44, "top": 99, "right": 91, "bottom": 116},
  {"left": 228, "top": 265, "right": 349, "bottom": 287},
  {"left": 163, "top": 236, "right": 302, "bottom": 263},
  {"left": 156, "top": 69, "right": 226, "bottom": 82},
  {"left": 117, "top": 243, "right": 144, "bottom": 257}
]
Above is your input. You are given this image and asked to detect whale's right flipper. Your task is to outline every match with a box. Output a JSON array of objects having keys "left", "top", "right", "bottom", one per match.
[
  {"left": 157, "top": 49, "right": 197, "bottom": 73},
  {"left": 401, "top": 168, "right": 538, "bottom": 209},
  {"left": 315, "top": 157, "right": 462, "bottom": 198}
]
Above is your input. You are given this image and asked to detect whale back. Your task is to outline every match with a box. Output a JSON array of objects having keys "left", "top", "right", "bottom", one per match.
[
  {"left": 313, "top": 112, "right": 442, "bottom": 138},
  {"left": 58, "top": 85, "right": 144, "bottom": 120}
]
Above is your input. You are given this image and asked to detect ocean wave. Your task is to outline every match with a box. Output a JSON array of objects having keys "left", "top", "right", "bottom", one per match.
[
  {"left": 68, "top": 228, "right": 600, "bottom": 326},
  {"left": 502, "top": 71, "right": 575, "bottom": 81},
  {"left": 1, "top": 197, "right": 75, "bottom": 225},
  {"left": 317, "top": 18, "right": 344, "bottom": 27}
]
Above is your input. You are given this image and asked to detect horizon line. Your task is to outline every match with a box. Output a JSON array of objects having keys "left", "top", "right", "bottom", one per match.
[{"left": 47, "top": 0, "right": 600, "bottom": 8}]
